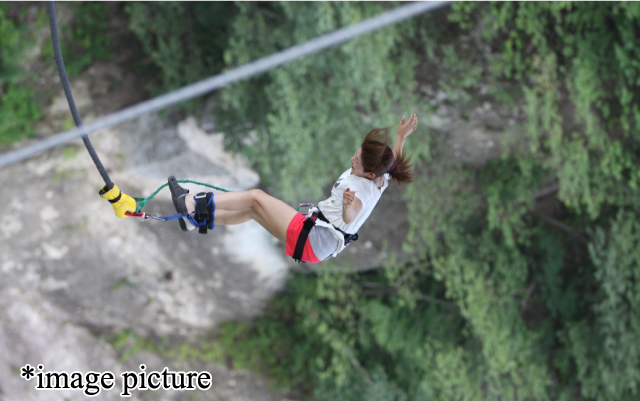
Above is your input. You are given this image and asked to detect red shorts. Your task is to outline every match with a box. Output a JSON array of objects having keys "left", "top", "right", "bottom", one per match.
[{"left": 285, "top": 213, "right": 321, "bottom": 264}]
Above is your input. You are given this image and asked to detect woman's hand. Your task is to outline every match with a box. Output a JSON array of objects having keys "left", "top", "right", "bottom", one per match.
[
  {"left": 397, "top": 113, "right": 418, "bottom": 140},
  {"left": 342, "top": 187, "right": 355, "bottom": 209},
  {"left": 341, "top": 187, "right": 362, "bottom": 224}
]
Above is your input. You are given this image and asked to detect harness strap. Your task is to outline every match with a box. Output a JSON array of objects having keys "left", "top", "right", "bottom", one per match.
[
  {"left": 292, "top": 215, "right": 317, "bottom": 263},
  {"left": 191, "top": 192, "right": 215, "bottom": 234},
  {"left": 317, "top": 210, "right": 359, "bottom": 245}
]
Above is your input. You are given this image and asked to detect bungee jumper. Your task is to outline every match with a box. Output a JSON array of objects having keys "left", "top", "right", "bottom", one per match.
[{"left": 168, "top": 114, "right": 418, "bottom": 263}]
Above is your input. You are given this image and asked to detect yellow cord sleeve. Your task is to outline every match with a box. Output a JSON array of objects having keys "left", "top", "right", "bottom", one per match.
[{"left": 98, "top": 183, "right": 136, "bottom": 219}]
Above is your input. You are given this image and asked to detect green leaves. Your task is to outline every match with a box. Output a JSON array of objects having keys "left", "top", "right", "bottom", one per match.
[
  {"left": 0, "top": 84, "right": 41, "bottom": 145},
  {"left": 125, "top": 2, "right": 235, "bottom": 97},
  {"left": 572, "top": 211, "right": 640, "bottom": 400},
  {"left": 0, "top": 3, "right": 22, "bottom": 84},
  {"left": 60, "top": 2, "right": 114, "bottom": 77},
  {"left": 0, "top": 4, "right": 43, "bottom": 145}
]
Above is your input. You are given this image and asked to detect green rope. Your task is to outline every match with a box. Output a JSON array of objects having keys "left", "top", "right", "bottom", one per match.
[{"left": 135, "top": 180, "right": 230, "bottom": 213}]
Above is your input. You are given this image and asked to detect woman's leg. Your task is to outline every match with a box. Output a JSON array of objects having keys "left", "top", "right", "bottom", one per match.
[
  {"left": 212, "top": 208, "right": 280, "bottom": 239},
  {"left": 185, "top": 189, "right": 298, "bottom": 244}
]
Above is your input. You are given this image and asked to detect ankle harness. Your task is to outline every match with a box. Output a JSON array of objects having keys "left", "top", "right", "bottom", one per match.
[{"left": 187, "top": 192, "right": 215, "bottom": 234}]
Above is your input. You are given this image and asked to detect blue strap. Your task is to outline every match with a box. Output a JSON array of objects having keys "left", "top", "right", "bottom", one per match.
[
  {"left": 191, "top": 193, "right": 216, "bottom": 233},
  {"left": 166, "top": 213, "right": 185, "bottom": 221},
  {"left": 161, "top": 195, "right": 216, "bottom": 229},
  {"left": 186, "top": 213, "right": 199, "bottom": 227}
]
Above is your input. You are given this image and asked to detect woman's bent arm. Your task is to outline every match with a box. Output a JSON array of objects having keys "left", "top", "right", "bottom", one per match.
[
  {"left": 342, "top": 196, "right": 362, "bottom": 224},
  {"left": 342, "top": 187, "right": 362, "bottom": 225}
]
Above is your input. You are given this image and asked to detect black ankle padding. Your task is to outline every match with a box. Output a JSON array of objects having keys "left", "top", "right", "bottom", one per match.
[{"left": 194, "top": 192, "right": 215, "bottom": 234}]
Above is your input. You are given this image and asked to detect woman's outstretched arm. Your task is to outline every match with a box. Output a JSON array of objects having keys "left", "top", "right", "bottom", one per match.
[{"left": 394, "top": 113, "right": 418, "bottom": 160}]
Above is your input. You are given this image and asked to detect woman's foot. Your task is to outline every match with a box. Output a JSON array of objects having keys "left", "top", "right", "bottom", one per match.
[
  {"left": 183, "top": 195, "right": 197, "bottom": 230},
  {"left": 185, "top": 195, "right": 195, "bottom": 214},
  {"left": 168, "top": 176, "right": 194, "bottom": 232}
]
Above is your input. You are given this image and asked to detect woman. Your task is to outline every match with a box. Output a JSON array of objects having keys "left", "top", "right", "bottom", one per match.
[{"left": 169, "top": 113, "right": 418, "bottom": 263}]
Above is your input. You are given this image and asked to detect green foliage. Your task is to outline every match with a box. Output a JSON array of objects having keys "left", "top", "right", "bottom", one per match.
[
  {"left": 451, "top": 2, "right": 640, "bottom": 219},
  {"left": 217, "top": 275, "right": 327, "bottom": 393},
  {"left": 61, "top": 2, "right": 114, "bottom": 77},
  {"left": 408, "top": 168, "right": 551, "bottom": 398},
  {"left": 107, "top": 329, "right": 158, "bottom": 362},
  {"left": 532, "top": 231, "right": 578, "bottom": 321},
  {"left": 0, "top": 3, "right": 22, "bottom": 84},
  {"left": 479, "top": 156, "right": 550, "bottom": 248},
  {"left": 436, "top": 3, "right": 640, "bottom": 399},
  {"left": 0, "top": 83, "right": 42, "bottom": 144},
  {"left": 565, "top": 210, "right": 640, "bottom": 401},
  {"left": 125, "top": 1, "right": 236, "bottom": 98},
  {"left": 0, "top": 3, "right": 42, "bottom": 145},
  {"left": 212, "top": 265, "right": 462, "bottom": 400},
  {"left": 314, "top": 366, "right": 410, "bottom": 401}
]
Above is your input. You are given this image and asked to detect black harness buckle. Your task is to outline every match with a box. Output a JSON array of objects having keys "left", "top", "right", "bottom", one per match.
[{"left": 193, "top": 192, "right": 215, "bottom": 234}]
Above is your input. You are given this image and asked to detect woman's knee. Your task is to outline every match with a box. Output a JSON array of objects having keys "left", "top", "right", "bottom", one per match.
[
  {"left": 248, "top": 189, "right": 268, "bottom": 207},
  {"left": 248, "top": 188, "right": 267, "bottom": 197}
]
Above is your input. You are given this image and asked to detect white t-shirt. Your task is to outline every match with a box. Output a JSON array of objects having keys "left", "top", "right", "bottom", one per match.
[{"left": 318, "top": 168, "right": 389, "bottom": 234}]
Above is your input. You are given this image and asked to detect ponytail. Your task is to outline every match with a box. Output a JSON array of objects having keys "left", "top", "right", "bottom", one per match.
[
  {"left": 360, "top": 128, "right": 414, "bottom": 185},
  {"left": 388, "top": 147, "right": 414, "bottom": 185}
]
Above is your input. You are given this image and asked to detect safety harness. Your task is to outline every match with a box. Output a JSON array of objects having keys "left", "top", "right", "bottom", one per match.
[
  {"left": 292, "top": 208, "right": 358, "bottom": 263},
  {"left": 186, "top": 192, "right": 216, "bottom": 234}
]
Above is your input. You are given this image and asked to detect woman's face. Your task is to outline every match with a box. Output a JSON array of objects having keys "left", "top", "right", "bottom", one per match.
[{"left": 350, "top": 147, "right": 371, "bottom": 178}]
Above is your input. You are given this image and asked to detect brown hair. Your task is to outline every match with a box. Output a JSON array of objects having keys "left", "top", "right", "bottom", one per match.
[{"left": 360, "top": 127, "right": 414, "bottom": 185}]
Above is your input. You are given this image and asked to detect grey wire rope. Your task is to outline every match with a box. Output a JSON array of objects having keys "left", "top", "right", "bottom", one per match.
[
  {"left": 46, "top": 2, "right": 113, "bottom": 190},
  {"left": 0, "top": 1, "right": 451, "bottom": 169}
]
